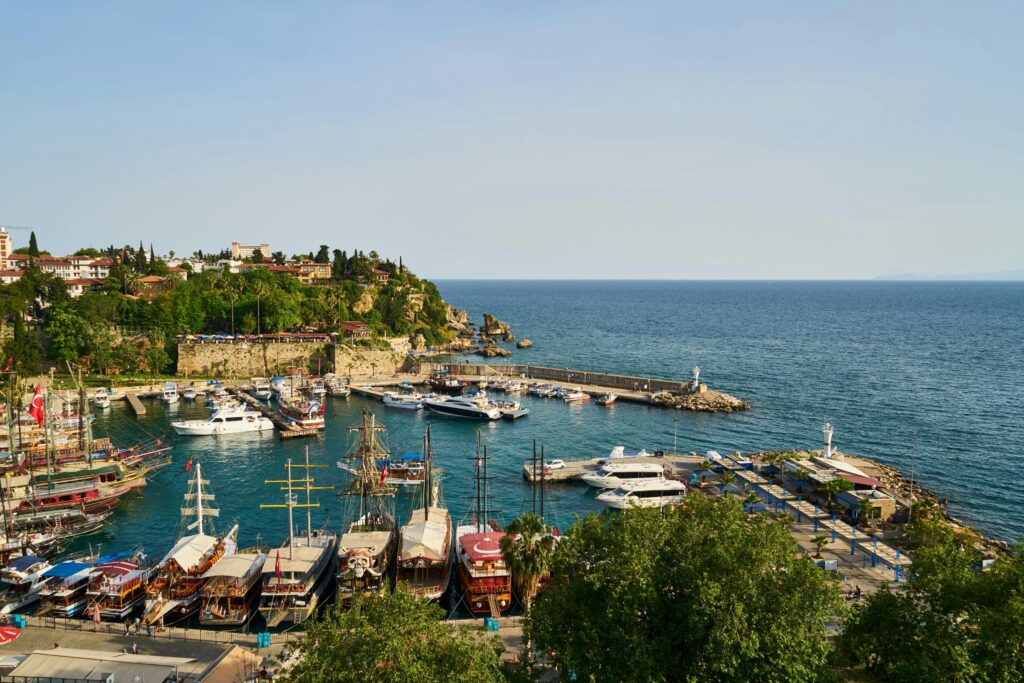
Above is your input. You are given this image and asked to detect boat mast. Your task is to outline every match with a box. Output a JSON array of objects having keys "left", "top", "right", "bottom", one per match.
[
  {"left": 305, "top": 446, "right": 312, "bottom": 539},
  {"left": 287, "top": 459, "right": 294, "bottom": 556},
  {"left": 195, "top": 462, "right": 204, "bottom": 536},
  {"left": 483, "top": 445, "right": 489, "bottom": 531}
]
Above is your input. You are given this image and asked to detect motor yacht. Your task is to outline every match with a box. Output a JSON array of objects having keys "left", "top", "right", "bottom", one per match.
[{"left": 596, "top": 479, "right": 687, "bottom": 509}]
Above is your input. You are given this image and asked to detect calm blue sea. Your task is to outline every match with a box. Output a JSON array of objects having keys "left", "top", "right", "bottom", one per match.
[{"left": 77, "top": 281, "right": 1024, "bottom": 570}]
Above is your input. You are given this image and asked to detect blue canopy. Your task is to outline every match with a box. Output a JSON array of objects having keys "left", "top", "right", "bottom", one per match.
[
  {"left": 94, "top": 551, "right": 130, "bottom": 565},
  {"left": 43, "top": 562, "right": 92, "bottom": 579},
  {"left": 8, "top": 556, "right": 42, "bottom": 572},
  {"left": 400, "top": 453, "right": 424, "bottom": 462}
]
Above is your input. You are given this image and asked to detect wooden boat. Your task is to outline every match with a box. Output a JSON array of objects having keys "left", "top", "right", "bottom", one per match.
[
  {"left": 278, "top": 396, "right": 325, "bottom": 429},
  {"left": 201, "top": 550, "right": 267, "bottom": 626},
  {"left": 397, "top": 427, "right": 452, "bottom": 601},
  {"left": 37, "top": 561, "right": 94, "bottom": 617},
  {"left": 428, "top": 371, "right": 464, "bottom": 394},
  {"left": 86, "top": 554, "right": 149, "bottom": 621}
]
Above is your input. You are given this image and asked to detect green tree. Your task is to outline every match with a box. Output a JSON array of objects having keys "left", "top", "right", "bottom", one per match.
[
  {"left": 112, "top": 339, "right": 143, "bottom": 374},
  {"left": 250, "top": 248, "right": 264, "bottom": 263},
  {"left": 281, "top": 589, "right": 505, "bottom": 683},
  {"left": 528, "top": 498, "right": 843, "bottom": 682},
  {"left": 314, "top": 244, "right": 330, "bottom": 263},
  {"left": 271, "top": 251, "right": 287, "bottom": 265},
  {"left": 811, "top": 534, "right": 829, "bottom": 558},
  {"left": 46, "top": 306, "right": 89, "bottom": 362},
  {"left": 332, "top": 248, "right": 347, "bottom": 280},
  {"left": 4, "top": 315, "right": 41, "bottom": 375},
  {"left": 500, "top": 512, "right": 556, "bottom": 611},
  {"left": 28, "top": 231, "right": 39, "bottom": 257}
]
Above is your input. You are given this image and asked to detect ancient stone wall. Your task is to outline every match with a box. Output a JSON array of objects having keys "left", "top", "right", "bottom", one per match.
[{"left": 177, "top": 341, "right": 333, "bottom": 378}]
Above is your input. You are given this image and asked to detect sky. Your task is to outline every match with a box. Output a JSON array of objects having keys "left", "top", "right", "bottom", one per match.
[{"left": 2, "top": 2, "right": 1022, "bottom": 279}]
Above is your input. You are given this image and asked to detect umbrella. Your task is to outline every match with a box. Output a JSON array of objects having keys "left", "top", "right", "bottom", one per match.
[{"left": 0, "top": 626, "right": 21, "bottom": 645}]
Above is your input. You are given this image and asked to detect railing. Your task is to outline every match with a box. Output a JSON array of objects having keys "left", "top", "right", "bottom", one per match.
[{"left": 19, "top": 614, "right": 305, "bottom": 647}]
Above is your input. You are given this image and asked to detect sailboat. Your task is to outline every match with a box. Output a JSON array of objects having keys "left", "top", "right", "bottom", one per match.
[
  {"left": 335, "top": 411, "right": 397, "bottom": 604},
  {"left": 142, "top": 462, "right": 238, "bottom": 626},
  {"left": 258, "top": 448, "right": 337, "bottom": 627},
  {"left": 455, "top": 440, "right": 512, "bottom": 617},
  {"left": 396, "top": 425, "right": 452, "bottom": 601}
]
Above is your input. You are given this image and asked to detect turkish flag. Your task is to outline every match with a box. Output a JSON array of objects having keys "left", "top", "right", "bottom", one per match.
[
  {"left": 275, "top": 550, "right": 281, "bottom": 584},
  {"left": 379, "top": 464, "right": 388, "bottom": 485},
  {"left": 27, "top": 385, "right": 44, "bottom": 426},
  {"left": 183, "top": 456, "right": 193, "bottom": 473}
]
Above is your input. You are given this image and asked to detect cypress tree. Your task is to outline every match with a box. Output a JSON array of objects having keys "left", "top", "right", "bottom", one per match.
[{"left": 28, "top": 232, "right": 39, "bottom": 257}]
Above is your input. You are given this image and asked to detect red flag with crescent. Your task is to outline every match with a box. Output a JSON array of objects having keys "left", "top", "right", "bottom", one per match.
[
  {"left": 27, "top": 385, "right": 44, "bottom": 426},
  {"left": 275, "top": 549, "right": 281, "bottom": 584},
  {"left": 379, "top": 463, "right": 388, "bottom": 485},
  {"left": 183, "top": 456, "right": 193, "bottom": 473}
]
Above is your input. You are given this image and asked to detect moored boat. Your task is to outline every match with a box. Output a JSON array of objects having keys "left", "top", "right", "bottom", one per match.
[
  {"left": 86, "top": 554, "right": 149, "bottom": 621},
  {"left": 37, "top": 561, "right": 94, "bottom": 617},
  {"left": 595, "top": 393, "right": 617, "bottom": 406},
  {"left": 248, "top": 378, "right": 272, "bottom": 401},
  {"left": 201, "top": 550, "right": 267, "bottom": 627},
  {"left": 429, "top": 371, "right": 464, "bottom": 394},
  {"left": 596, "top": 479, "right": 687, "bottom": 509},
  {"left": 581, "top": 462, "right": 666, "bottom": 489},
  {"left": 423, "top": 393, "right": 501, "bottom": 421},
  {"left": 93, "top": 389, "right": 111, "bottom": 410},
  {"left": 171, "top": 406, "right": 274, "bottom": 436},
  {"left": 456, "top": 443, "right": 511, "bottom": 616},
  {"left": 397, "top": 427, "right": 452, "bottom": 601},
  {"left": 0, "top": 555, "right": 52, "bottom": 615},
  {"left": 382, "top": 392, "right": 423, "bottom": 410},
  {"left": 162, "top": 382, "right": 179, "bottom": 404},
  {"left": 279, "top": 397, "right": 325, "bottom": 429}
]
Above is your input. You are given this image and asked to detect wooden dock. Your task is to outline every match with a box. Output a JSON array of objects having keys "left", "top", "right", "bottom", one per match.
[
  {"left": 522, "top": 453, "right": 704, "bottom": 483},
  {"left": 126, "top": 393, "right": 147, "bottom": 415},
  {"left": 228, "top": 389, "right": 321, "bottom": 440}
]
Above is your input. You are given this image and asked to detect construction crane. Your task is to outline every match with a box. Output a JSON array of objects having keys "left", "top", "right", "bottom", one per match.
[{"left": 0, "top": 225, "right": 33, "bottom": 231}]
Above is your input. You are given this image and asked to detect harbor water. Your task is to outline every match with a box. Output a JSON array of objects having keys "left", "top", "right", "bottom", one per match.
[{"left": 73, "top": 280, "right": 1024, "bottom": 570}]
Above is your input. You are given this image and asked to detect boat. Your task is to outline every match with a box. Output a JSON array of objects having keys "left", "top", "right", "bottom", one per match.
[
  {"left": 497, "top": 401, "right": 529, "bottom": 420},
  {"left": 181, "top": 387, "right": 197, "bottom": 401},
  {"left": 85, "top": 553, "right": 149, "bottom": 621},
  {"left": 456, "top": 443, "right": 511, "bottom": 617},
  {"left": 258, "top": 450, "right": 337, "bottom": 626},
  {"left": 380, "top": 453, "right": 426, "bottom": 486},
  {"left": 248, "top": 378, "right": 272, "bottom": 401},
  {"left": 200, "top": 550, "right": 267, "bottom": 627},
  {"left": 581, "top": 462, "right": 666, "bottom": 489},
  {"left": 382, "top": 392, "right": 423, "bottom": 410},
  {"left": 142, "top": 463, "right": 238, "bottom": 626},
  {"left": 0, "top": 555, "right": 53, "bottom": 615},
  {"left": 171, "top": 406, "right": 274, "bottom": 436},
  {"left": 505, "top": 381, "right": 525, "bottom": 394},
  {"left": 279, "top": 397, "right": 325, "bottom": 429},
  {"left": 336, "top": 412, "right": 397, "bottom": 604},
  {"left": 306, "top": 378, "right": 327, "bottom": 398},
  {"left": 161, "top": 382, "right": 179, "bottom": 404},
  {"left": 326, "top": 378, "right": 351, "bottom": 397},
  {"left": 397, "top": 427, "right": 452, "bottom": 601},
  {"left": 429, "top": 371, "right": 464, "bottom": 394},
  {"left": 37, "top": 561, "right": 95, "bottom": 617},
  {"left": 93, "top": 389, "right": 110, "bottom": 410},
  {"left": 599, "top": 445, "right": 654, "bottom": 462},
  {"left": 561, "top": 388, "right": 590, "bottom": 403},
  {"left": 596, "top": 479, "right": 687, "bottom": 509},
  {"left": 423, "top": 394, "right": 501, "bottom": 421},
  {"left": 595, "top": 393, "right": 617, "bottom": 406}
]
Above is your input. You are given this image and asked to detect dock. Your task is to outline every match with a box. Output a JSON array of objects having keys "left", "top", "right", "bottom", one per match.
[
  {"left": 522, "top": 453, "right": 705, "bottom": 483},
  {"left": 126, "top": 393, "right": 147, "bottom": 415},
  {"left": 229, "top": 388, "right": 321, "bottom": 440}
]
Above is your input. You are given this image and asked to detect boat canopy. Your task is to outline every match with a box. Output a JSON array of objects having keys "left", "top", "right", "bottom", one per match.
[
  {"left": 203, "top": 553, "right": 265, "bottom": 579},
  {"left": 93, "top": 551, "right": 131, "bottom": 565},
  {"left": 7, "top": 556, "right": 44, "bottom": 572},
  {"left": 44, "top": 562, "right": 92, "bottom": 579},
  {"left": 95, "top": 560, "right": 138, "bottom": 577},
  {"left": 339, "top": 531, "right": 393, "bottom": 557},
  {"left": 33, "top": 464, "right": 120, "bottom": 483},
  {"left": 400, "top": 508, "right": 450, "bottom": 561},
  {"left": 399, "top": 453, "right": 424, "bottom": 462},
  {"left": 262, "top": 546, "right": 324, "bottom": 575},
  {"left": 459, "top": 532, "right": 505, "bottom": 563},
  {"left": 160, "top": 534, "right": 217, "bottom": 571}
]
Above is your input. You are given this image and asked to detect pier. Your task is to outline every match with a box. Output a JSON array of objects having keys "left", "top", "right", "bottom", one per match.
[
  {"left": 522, "top": 453, "right": 705, "bottom": 482},
  {"left": 125, "top": 393, "right": 147, "bottom": 416}
]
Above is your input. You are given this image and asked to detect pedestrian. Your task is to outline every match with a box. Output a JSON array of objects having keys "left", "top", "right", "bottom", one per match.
[
  {"left": 131, "top": 641, "right": 140, "bottom": 655},
  {"left": 124, "top": 620, "right": 130, "bottom": 636},
  {"left": 134, "top": 618, "right": 141, "bottom": 635}
]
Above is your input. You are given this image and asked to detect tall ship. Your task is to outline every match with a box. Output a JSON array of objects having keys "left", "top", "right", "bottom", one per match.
[
  {"left": 142, "top": 463, "right": 238, "bottom": 626},
  {"left": 335, "top": 412, "right": 397, "bottom": 604},
  {"left": 396, "top": 425, "right": 452, "bottom": 601},
  {"left": 456, "top": 443, "right": 511, "bottom": 617},
  {"left": 258, "top": 449, "right": 337, "bottom": 627},
  {"left": 200, "top": 549, "right": 267, "bottom": 627}
]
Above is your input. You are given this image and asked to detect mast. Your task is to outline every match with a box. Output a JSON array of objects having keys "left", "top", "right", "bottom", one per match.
[
  {"left": 195, "top": 463, "right": 204, "bottom": 535},
  {"left": 474, "top": 432, "right": 482, "bottom": 532},
  {"left": 540, "top": 445, "right": 545, "bottom": 521},
  {"left": 482, "top": 445, "right": 489, "bottom": 532},
  {"left": 531, "top": 439, "right": 537, "bottom": 514},
  {"left": 305, "top": 446, "right": 313, "bottom": 540}
]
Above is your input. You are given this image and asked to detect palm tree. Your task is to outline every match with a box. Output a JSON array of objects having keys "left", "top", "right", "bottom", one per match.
[
  {"left": 499, "top": 512, "right": 556, "bottom": 611},
  {"left": 856, "top": 496, "right": 875, "bottom": 527},
  {"left": 811, "top": 535, "right": 829, "bottom": 558},
  {"left": 719, "top": 469, "right": 736, "bottom": 492}
]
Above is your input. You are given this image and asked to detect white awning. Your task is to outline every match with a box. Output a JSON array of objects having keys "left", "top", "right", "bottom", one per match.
[
  {"left": 203, "top": 552, "right": 265, "bottom": 579},
  {"left": 160, "top": 533, "right": 217, "bottom": 571},
  {"left": 400, "top": 508, "right": 450, "bottom": 561}
]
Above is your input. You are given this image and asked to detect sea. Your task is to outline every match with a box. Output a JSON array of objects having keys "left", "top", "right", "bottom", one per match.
[{"left": 77, "top": 281, "right": 1024, "bottom": 572}]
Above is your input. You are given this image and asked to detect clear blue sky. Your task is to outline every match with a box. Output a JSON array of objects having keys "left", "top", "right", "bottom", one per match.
[{"left": 2, "top": 2, "right": 1022, "bottom": 279}]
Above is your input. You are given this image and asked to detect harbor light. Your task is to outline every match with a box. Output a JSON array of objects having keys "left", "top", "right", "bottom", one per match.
[{"left": 823, "top": 421, "right": 834, "bottom": 459}]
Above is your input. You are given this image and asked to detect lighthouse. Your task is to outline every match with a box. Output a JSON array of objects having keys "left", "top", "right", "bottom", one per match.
[{"left": 822, "top": 421, "right": 834, "bottom": 459}]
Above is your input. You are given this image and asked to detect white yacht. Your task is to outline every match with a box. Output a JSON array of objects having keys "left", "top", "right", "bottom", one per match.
[
  {"left": 581, "top": 462, "right": 666, "bottom": 489},
  {"left": 383, "top": 392, "right": 423, "bottom": 410},
  {"left": 423, "top": 393, "right": 501, "bottom": 420},
  {"left": 596, "top": 479, "right": 687, "bottom": 509},
  {"left": 93, "top": 388, "right": 111, "bottom": 410},
  {"left": 248, "top": 378, "right": 272, "bottom": 400},
  {"left": 0, "top": 555, "right": 53, "bottom": 615},
  {"left": 171, "top": 406, "right": 275, "bottom": 436},
  {"left": 162, "top": 382, "right": 179, "bottom": 404},
  {"left": 561, "top": 388, "right": 590, "bottom": 403},
  {"left": 182, "top": 387, "right": 198, "bottom": 401}
]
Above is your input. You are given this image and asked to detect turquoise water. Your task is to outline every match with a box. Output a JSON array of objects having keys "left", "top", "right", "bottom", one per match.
[{"left": 75, "top": 280, "right": 1024, "bottom": 566}]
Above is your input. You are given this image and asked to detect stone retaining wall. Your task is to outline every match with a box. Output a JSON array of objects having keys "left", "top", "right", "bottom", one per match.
[{"left": 177, "top": 341, "right": 333, "bottom": 377}]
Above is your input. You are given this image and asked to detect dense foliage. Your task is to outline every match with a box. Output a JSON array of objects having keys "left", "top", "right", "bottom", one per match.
[
  {"left": 281, "top": 589, "right": 506, "bottom": 683},
  {"left": 0, "top": 243, "right": 453, "bottom": 375},
  {"left": 527, "top": 497, "right": 844, "bottom": 683},
  {"left": 838, "top": 510, "right": 1024, "bottom": 682}
]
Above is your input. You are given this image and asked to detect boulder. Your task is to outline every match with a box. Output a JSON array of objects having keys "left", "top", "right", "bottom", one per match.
[
  {"left": 516, "top": 338, "right": 533, "bottom": 349},
  {"left": 480, "top": 313, "right": 512, "bottom": 338},
  {"left": 479, "top": 345, "right": 512, "bottom": 358}
]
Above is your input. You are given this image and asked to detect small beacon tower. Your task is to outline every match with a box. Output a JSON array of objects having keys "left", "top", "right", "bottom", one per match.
[{"left": 822, "top": 421, "right": 834, "bottom": 459}]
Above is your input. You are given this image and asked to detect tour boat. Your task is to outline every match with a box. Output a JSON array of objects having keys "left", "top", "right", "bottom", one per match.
[
  {"left": 382, "top": 392, "right": 423, "bottom": 410},
  {"left": 181, "top": 387, "right": 198, "bottom": 401},
  {"left": 397, "top": 428, "right": 452, "bottom": 601},
  {"left": 0, "top": 555, "right": 53, "bottom": 615},
  {"left": 326, "top": 378, "right": 351, "bottom": 397},
  {"left": 596, "top": 479, "right": 687, "bottom": 509},
  {"left": 595, "top": 393, "right": 617, "bottom": 406},
  {"left": 86, "top": 554, "right": 149, "bottom": 621},
  {"left": 456, "top": 444, "right": 511, "bottom": 616},
  {"left": 143, "top": 464, "right": 238, "bottom": 626},
  {"left": 561, "top": 388, "right": 590, "bottom": 403},
  {"left": 93, "top": 389, "right": 111, "bottom": 410},
  {"left": 161, "top": 382, "right": 179, "bottom": 404},
  {"left": 37, "top": 561, "right": 95, "bottom": 617},
  {"left": 201, "top": 550, "right": 267, "bottom": 627},
  {"left": 171, "top": 406, "right": 274, "bottom": 436},
  {"left": 378, "top": 453, "right": 426, "bottom": 485},
  {"left": 306, "top": 378, "right": 327, "bottom": 398},
  {"left": 429, "top": 371, "right": 464, "bottom": 394},
  {"left": 248, "top": 378, "right": 272, "bottom": 400},
  {"left": 581, "top": 462, "right": 666, "bottom": 489},
  {"left": 279, "top": 397, "right": 325, "bottom": 429},
  {"left": 259, "top": 453, "right": 337, "bottom": 626},
  {"left": 423, "top": 394, "right": 501, "bottom": 420}
]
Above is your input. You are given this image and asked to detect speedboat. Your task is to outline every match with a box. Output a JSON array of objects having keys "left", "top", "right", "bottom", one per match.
[
  {"left": 171, "top": 407, "right": 275, "bottom": 436},
  {"left": 596, "top": 479, "right": 687, "bottom": 509},
  {"left": 562, "top": 389, "right": 590, "bottom": 403},
  {"left": 383, "top": 392, "right": 423, "bottom": 410},
  {"left": 423, "top": 394, "right": 500, "bottom": 420},
  {"left": 307, "top": 378, "right": 327, "bottom": 398},
  {"left": 327, "top": 379, "right": 351, "bottom": 397},
  {"left": 93, "top": 388, "right": 111, "bottom": 410},
  {"left": 595, "top": 393, "right": 617, "bottom": 406},
  {"left": 248, "top": 378, "right": 272, "bottom": 400},
  {"left": 581, "top": 462, "right": 665, "bottom": 489},
  {"left": 161, "top": 382, "right": 179, "bottom": 404},
  {"left": 182, "top": 387, "right": 198, "bottom": 401}
]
